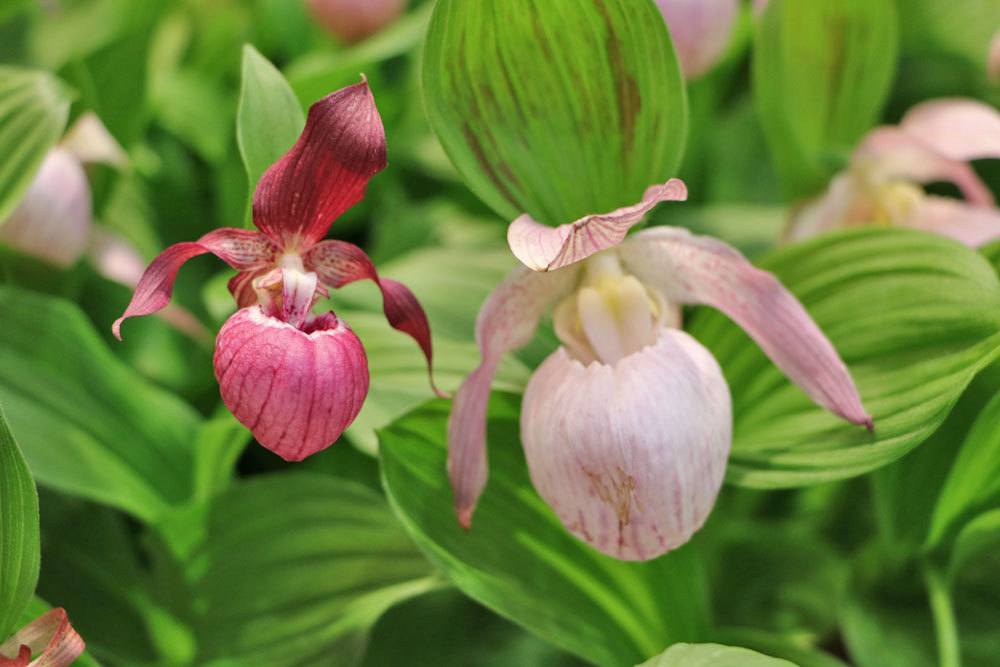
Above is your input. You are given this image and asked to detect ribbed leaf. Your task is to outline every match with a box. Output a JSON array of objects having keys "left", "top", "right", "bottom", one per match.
[
  {"left": 0, "top": 67, "right": 70, "bottom": 224},
  {"left": 0, "top": 286, "right": 200, "bottom": 520},
  {"left": 753, "top": 0, "right": 897, "bottom": 197},
  {"left": 638, "top": 643, "right": 795, "bottom": 667},
  {"left": 0, "top": 408, "right": 39, "bottom": 640},
  {"left": 380, "top": 394, "right": 708, "bottom": 667},
  {"left": 423, "top": 0, "right": 687, "bottom": 226},
  {"left": 687, "top": 228, "right": 1000, "bottom": 488}
]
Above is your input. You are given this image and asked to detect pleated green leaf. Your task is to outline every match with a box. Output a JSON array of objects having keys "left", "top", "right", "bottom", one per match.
[
  {"left": 753, "top": 0, "right": 897, "bottom": 197},
  {"left": 638, "top": 643, "right": 795, "bottom": 667},
  {"left": 0, "top": 287, "right": 200, "bottom": 521},
  {"left": 380, "top": 394, "right": 708, "bottom": 667},
  {"left": 0, "top": 408, "right": 40, "bottom": 640},
  {"left": 423, "top": 0, "right": 687, "bottom": 226},
  {"left": 0, "top": 66, "right": 70, "bottom": 224},
  {"left": 686, "top": 228, "right": 1000, "bottom": 488}
]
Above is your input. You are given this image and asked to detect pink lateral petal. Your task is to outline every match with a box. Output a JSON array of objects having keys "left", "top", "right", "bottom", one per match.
[
  {"left": 857, "top": 126, "right": 995, "bottom": 206},
  {"left": 0, "top": 609, "right": 85, "bottom": 667},
  {"left": 785, "top": 172, "right": 866, "bottom": 242},
  {"left": 655, "top": 0, "right": 739, "bottom": 79},
  {"left": 304, "top": 239, "right": 441, "bottom": 395},
  {"left": 507, "top": 179, "right": 688, "bottom": 272},
  {"left": 59, "top": 112, "right": 128, "bottom": 168},
  {"left": 112, "top": 228, "right": 276, "bottom": 340},
  {"left": 899, "top": 98, "right": 1000, "bottom": 164},
  {"left": 252, "top": 80, "right": 387, "bottom": 246},
  {"left": 522, "top": 329, "right": 731, "bottom": 561},
  {"left": 902, "top": 196, "right": 1000, "bottom": 248},
  {"left": 448, "top": 265, "right": 581, "bottom": 527},
  {"left": 214, "top": 307, "right": 369, "bottom": 461},
  {"left": 0, "top": 149, "right": 91, "bottom": 267},
  {"left": 620, "top": 227, "right": 873, "bottom": 428}
]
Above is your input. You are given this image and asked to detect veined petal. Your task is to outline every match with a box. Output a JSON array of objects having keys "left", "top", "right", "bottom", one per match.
[
  {"left": 112, "top": 228, "right": 276, "bottom": 340},
  {"left": 214, "top": 307, "right": 369, "bottom": 461},
  {"left": 306, "top": 0, "right": 407, "bottom": 43},
  {"left": 620, "top": 227, "right": 872, "bottom": 428},
  {"left": 522, "top": 329, "right": 731, "bottom": 561},
  {"left": 655, "top": 0, "right": 739, "bottom": 79},
  {"left": 58, "top": 112, "right": 128, "bottom": 168},
  {"left": 902, "top": 196, "right": 1000, "bottom": 248},
  {"left": 507, "top": 179, "right": 688, "bottom": 272},
  {"left": 0, "top": 149, "right": 91, "bottom": 267},
  {"left": 252, "top": 81, "right": 386, "bottom": 246},
  {"left": 899, "top": 98, "right": 1000, "bottom": 164},
  {"left": 0, "top": 609, "right": 85, "bottom": 667},
  {"left": 448, "top": 265, "right": 581, "bottom": 528},
  {"left": 304, "top": 239, "right": 440, "bottom": 394},
  {"left": 857, "top": 126, "right": 994, "bottom": 206}
]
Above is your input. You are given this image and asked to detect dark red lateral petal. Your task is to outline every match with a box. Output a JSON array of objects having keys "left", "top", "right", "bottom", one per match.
[
  {"left": 252, "top": 80, "right": 387, "bottom": 246},
  {"left": 304, "top": 239, "right": 442, "bottom": 396},
  {"left": 112, "top": 228, "right": 276, "bottom": 340},
  {"left": 0, "top": 609, "right": 85, "bottom": 667}
]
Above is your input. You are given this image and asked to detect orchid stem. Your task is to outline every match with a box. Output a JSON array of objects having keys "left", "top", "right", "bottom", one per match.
[{"left": 921, "top": 559, "right": 961, "bottom": 667}]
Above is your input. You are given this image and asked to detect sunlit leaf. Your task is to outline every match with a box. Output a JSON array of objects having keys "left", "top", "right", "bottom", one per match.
[
  {"left": 638, "top": 642, "right": 795, "bottom": 667},
  {"left": 0, "top": 407, "right": 39, "bottom": 640}
]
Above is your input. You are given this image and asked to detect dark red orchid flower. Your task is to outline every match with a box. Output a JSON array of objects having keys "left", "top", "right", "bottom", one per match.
[
  {"left": 113, "top": 80, "right": 438, "bottom": 461},
  {"left": 0, "top": 609, "right": 85, "bottom": 667}
]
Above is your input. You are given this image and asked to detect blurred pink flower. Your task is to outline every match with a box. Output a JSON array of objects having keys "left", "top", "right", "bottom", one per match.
[
  {"left": 989, "top": 30, "right": 1000, "bottom": 83},
  {"left": 788, "top": 99, "right": 1000, "bottom": 246},
  {"left": 305, "top": 0, "right": 408, "bottom": 43},
  {"left": 0, "top": 609, "right": 84, "bottom": 667},
  {"left": 449, "top": 179, "right": 871, "bottom": 561},
  {"left": 655, "top": 0, "right": 739, "bottom": 79},
  {"left": 114, "top": 81, "right": 439, "bottom": 461}
]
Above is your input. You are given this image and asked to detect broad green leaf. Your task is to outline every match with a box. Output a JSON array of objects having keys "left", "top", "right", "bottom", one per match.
[
  {"left": 710, "top": 628, "right": 849, "bottom": 667},
  {"left": 686, "top": 228, "right": 1000, "bottom": 488},
  {"left": 0, "top": 407, "right": 39, "bottom": 639},
  {"left": 237, "top": 44, "right": 305, "bottom": 198},
  {"left": 753, "top": 0, "right": 898, "bottom": 197},
  {"left": 156, "top": 472, "right": 439, "bottom": 666},
  {"left": 901, "top": 0, "right": 1000, "bottom": 71},
  {"left": 949, "top": 508, "right": 1000, "bottom": 578},
  {"left": 380, "top": 395, "right": 708, "bottom": 667},
  {"left": 0, "top": 286, "right": 200, "bottom": 521},
  {"left": 0, "top": 67, "right": 70, "bottom": 224},
  {"left": 191, "top": 408, "right": 249, "bottom": 502},
  {"left": 422, "top": 0, "right": 687, "bottom": 226},
  {"left": 638, "top": 643, "right": 796, "bottom": 667}
]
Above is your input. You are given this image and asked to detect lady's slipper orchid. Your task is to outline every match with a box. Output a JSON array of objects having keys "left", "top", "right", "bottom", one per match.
[
  {"left": 0, "top": 609, "right": 84, "bottom": 667},
  {"left": 788, "top": 99, "right": 1000, "bottom": 246},
  {"left": 449, "top": 179, "right": 871, "bottom": 561},
  {"left": 655, "top": 0, "right": 739, "bottom": 80},
  {"left": 114, "top": 81, "right": 438, "bottom": 461},
  {"left": 305, "top": 0, "right": 408, "bottom": 44}
]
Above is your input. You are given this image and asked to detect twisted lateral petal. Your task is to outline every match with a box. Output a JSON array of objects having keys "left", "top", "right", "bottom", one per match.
[
  {"left": 899, "top": 98, "right": 1000, "bottom": 163},
  {"left": 522, "top": 329, "right": 731, "bottom": 561},
  {"left": 59, "top": 112, "right": 128, "bottom": 168},
  {"left": 857, "top": 127, "right": 994, "bottom": 206},
  {"left": 0, "top": 609, "right": 85, "bottom": 667},
  {"left": 214, "top": 307, "right": 369, "bottom": 461},
  {"left": 902, "top": 196, "right": 1000, "bottom": 248},
  {"left": 112, "top": 228, "right": 276, "bottom": 339},
  {"left": 620, "top": 227, "right": 872, "bottom": 428},
  {"left": 304, "top": 239, "right": 440, "bottom": 394},
  {"left": 507, "top": 179, "right": 688, "bottom": 272},
  {"left": 448, "top": 265, "right": 581, "bottom": 528},
  {"left": 0, "top": 149, "right": 91, "bottom": 267},
  {"left": 252, "top": 81, "right": 386, "bottom": 245},
  {"left": 655, "top": 0, "right": 739, "bottom": 79}
]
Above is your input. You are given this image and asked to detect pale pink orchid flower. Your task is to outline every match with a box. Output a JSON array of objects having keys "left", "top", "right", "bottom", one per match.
[
  {"left": 788, "top": 99, "right": 1000, "bottom": 247},
  {"left": 655, "top": 0, "right": 739, "bottom": 80},
  {"left": 305, "top": 0, "right": 408, "bottom": 44},
  {"left": 114, "top": 81, "right": 439, "bottom": 461},
  {"left": 989, "top": 31, "right": 1000, "bottom": 83},
  {"left": 448, "top": 180, "right": 872, "bottom": 561},
  {"left": 0, "top": 609, "right": 84, "bottom": 667}
]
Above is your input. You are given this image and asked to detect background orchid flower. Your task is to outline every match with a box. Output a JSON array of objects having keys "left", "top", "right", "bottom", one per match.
[
  {"left": 305, "top": 0, "right": 408, "bottom": 44},
  {"left": 0, "top": 609, "right": 84, "bottom": 667},
  {"left": 990, "top": 30, "right": 1000, "bottom": 83},
  {"left": 449, "top": 179, "right": 871, "bottom": 561},
  {"left": 113, "top": 80, "right": 438, "bottom": 461},
  {"left": 787, "top": 98, "right": 1000, "bottom": 246},
  {"left": 654, "top": 0, "right": 739, "bottom": 80}
]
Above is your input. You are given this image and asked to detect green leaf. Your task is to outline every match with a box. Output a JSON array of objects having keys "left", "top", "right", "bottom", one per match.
[
  {"left": 753, "top": 0, "right": 898, "bottom": 197},
  {"left": 237, "top": 44, "right": 305, "bottom": 199},
  {"left": 0, "top": 407, "right": 39, "bottom": 640},
  {"left": 637, "top": 643, "right": 796, "bottom": 667},
  {"left": 191, "top": 408, "right": 249, "bottom": 502},
  {"left": 686, "top": 228, "right": 1000, "bottom": 488},
  {"left": 156, "top": 472, "right": 439, "bottom": 666},
  {"left": 422, "top": 0, "right": 687, "bottom": 226},
  {"left": 380, "top": 394, "right": 708, "bottom": 667},
  {"left": 0, "top": 286, "right": 200, "bottom": 521},
  {"left": 0, "top": 66, "right": 70, "bottom": 224}
]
